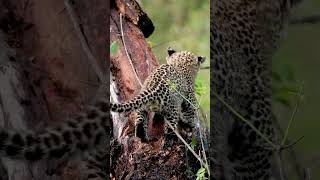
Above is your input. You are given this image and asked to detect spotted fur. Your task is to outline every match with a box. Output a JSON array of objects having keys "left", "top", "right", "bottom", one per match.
[
  {"left": 111, "top": 48, "right": 205, "bottom": 141},
  {"left": 211, "top": 0, "right": 300, "bottom": 179},
  {"left": 0, "top": 98, "right": 109, "bottom": 179}
]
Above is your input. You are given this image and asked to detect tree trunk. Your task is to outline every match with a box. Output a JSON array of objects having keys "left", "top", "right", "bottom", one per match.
[
  {"left": 0, "top": 0, "right": 108, "bottom": 179},
  {"left": 110, "top": 0, "right": 204, "bottom": 179}
]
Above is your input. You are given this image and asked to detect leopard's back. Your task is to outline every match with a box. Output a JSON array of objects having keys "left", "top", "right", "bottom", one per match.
[{"left": 211, "top": 0, "right": 297, "bottom": 179}]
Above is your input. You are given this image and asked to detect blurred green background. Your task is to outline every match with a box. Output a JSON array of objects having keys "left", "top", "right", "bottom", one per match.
[
  {"left": 140, "top": 0, "right": 210, "bottom": 127},
  {"left": 273, "top": 0, "right": 320, "bottom": 179}
]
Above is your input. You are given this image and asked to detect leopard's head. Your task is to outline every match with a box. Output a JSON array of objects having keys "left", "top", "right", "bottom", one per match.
[{"left": 166, "top": 47, "right": 205, "bottom": 76}]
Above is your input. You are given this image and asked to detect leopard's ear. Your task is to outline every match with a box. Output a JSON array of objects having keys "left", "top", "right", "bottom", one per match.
[
  {"left": 198, "top": 56, "right": 206, "bottom": 64},
  {"left": 167, "top": 47, "right": 176, "bottom": 56}
]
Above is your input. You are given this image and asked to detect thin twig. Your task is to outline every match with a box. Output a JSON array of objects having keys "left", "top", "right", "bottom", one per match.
[
  {"left": 290, "top": 15, "right": 320, "bottom": 25},
  {"left": 166, "top": 80, "right": 210, "bottom": 177},
  {"left": 281, "top": 136, "right": 305, "bottom": 151},
  {"left": 276, "top": 83, "right": 304, "bottom": 180},
  {"left": 200, "top": 66, "right": 210, "bottom": 70},
  {"left": 277, "top": 152, "right": 287, "bottom": 180},
  {"left": 272, "top": 105, "right": 305, "bottom": 178},
  {"left": 64, "top": 0, "right": 106, "bottom": 83},
  {"left": 197, "top": 112, "right": 210, "bottom": 177},
  {"left": 304, "top": 168, "right": 311, "bottom": 180},
  {"left": 119, "top": 13, "right": 143, "bottom": 87},
  {"left": 196, "top": 91, "right": 209, "bottom": 126},
  {"left": 199, "top": 107, "right": 208, "bottom": 125},
  {"left": 281, "top": 83, "right": 304, "bottom": 146},
  {"left": 212, "top": 91, "right": 278, "bottom": 150},
  {"left": 195, "top": 92, "right": 210, "bottom": 177},
  {"left": 165, "top": 120, "right": 209, "bottom": 173},
  {"left": 166, "top": 80, "right": 198, "bottom": 109}
]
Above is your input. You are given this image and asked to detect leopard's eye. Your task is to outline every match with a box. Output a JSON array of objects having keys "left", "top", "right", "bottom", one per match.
[{"left": 167, "top": 47, "right": 176, "bottom": 56}]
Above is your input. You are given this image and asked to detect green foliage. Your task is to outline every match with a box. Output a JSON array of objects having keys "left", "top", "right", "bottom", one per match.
[
  {"left": 166, "top": 79, "right": 177, "bottom": 91},
  {"left": 196, "top": 167, "right": 206, "bottom": 180},
  {"left": 272, "top": 63, "right": 300, "bottom": 108},
  {"left": 147, "top": 40, "right": 155, "bottom": 48},
  {"left": 110, "top": 41, "right": 119, "bottom": 56},
  {"left": 190, "top": 136, "right": 197, "bottom": 150},
  {"left": 195, "top": 78, "right": 207, "bottom": 97},
  {"left": 273, "top": 85, "right": 299, "bottom": 107}
]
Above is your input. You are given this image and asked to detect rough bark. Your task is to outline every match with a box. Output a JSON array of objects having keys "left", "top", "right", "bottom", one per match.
[
  {"left": 110, "top": 0, "right": 203, "bottom": 179},
  {"left": 0, "top": 0, "right": 108, "bottom": 179}
]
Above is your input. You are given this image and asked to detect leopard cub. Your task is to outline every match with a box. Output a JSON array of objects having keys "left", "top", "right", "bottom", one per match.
[{"left": 111, "top": 47, "right": 205, "bottom": 141}]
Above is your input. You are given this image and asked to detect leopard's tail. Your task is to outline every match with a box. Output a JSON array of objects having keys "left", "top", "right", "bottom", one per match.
[
  {"left": 0, "top": 99, "right": 109, "bottom": 161},
  {"left": 111, "top": 89, "right": 156, "bottom": 113}
]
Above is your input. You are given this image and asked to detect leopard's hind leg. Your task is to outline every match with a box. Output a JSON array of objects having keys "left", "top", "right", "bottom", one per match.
[{"left": 135, "top": 109, "right": 149, "bottom": 142}]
